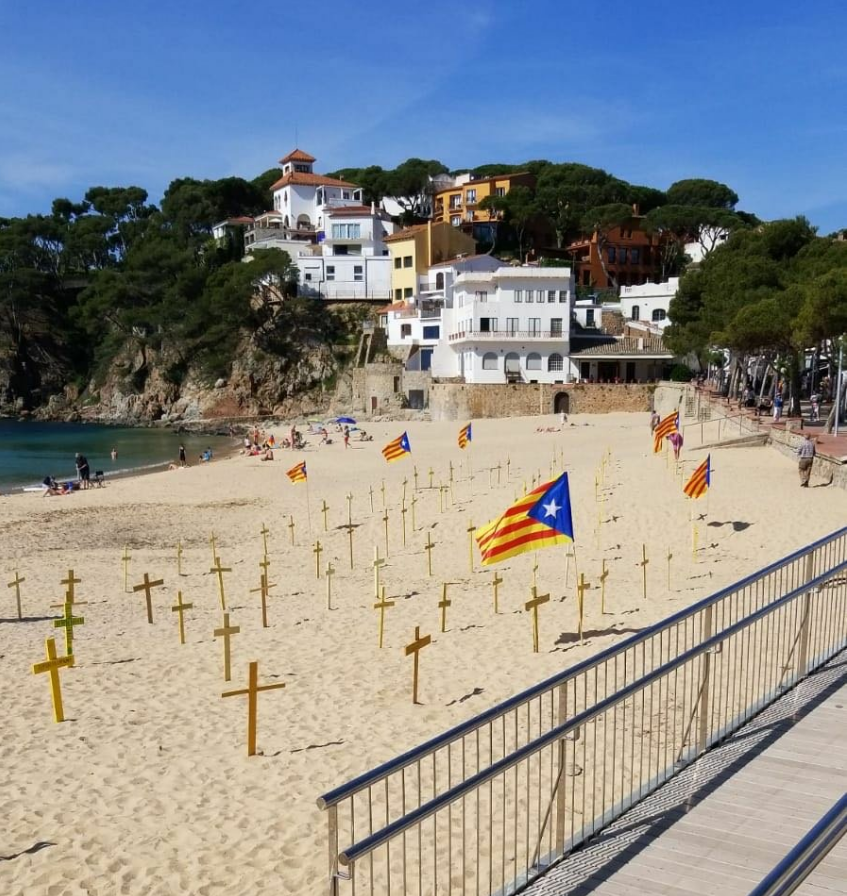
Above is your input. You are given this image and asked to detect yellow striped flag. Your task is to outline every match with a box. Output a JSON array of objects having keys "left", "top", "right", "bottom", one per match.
[
  {"left": 382, "top": 432, "right": 412, "bottom": 463},
  {"left": 653, "top": 411, "right": 679, "bottom": 453},
  {"left": 476, "top": 473, "right": 574, "bottom": 566},
  {"left": 683, "top": 455, "right": 711, "bottom": 499},
  {"left": 458, "top": 422, "right": 472, "bottom": 450},
  {"left": 286, "top": 460, "right": 307, "bottom": 483}
]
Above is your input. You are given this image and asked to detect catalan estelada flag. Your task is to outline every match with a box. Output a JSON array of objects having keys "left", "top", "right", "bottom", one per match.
[
  {"left": 476, "top": 473, "right": 575, "bottom": 566},
  {"left": 683, "top": 455, "right": 711, "bottom": 499},
  {"left": 458, "top": 422, "right": 472, "bottom": 450},
  {"left": 382, "top": 432, "right": 411, "bottom": 463},
  {"left": 653, "top": 411, "right": 679, "bottom": 453},
  {"left": 286, "top": 460, "right": 307, "bottom": 483}
]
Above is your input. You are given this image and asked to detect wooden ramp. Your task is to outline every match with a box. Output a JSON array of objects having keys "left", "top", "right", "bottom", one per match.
[{"left": 522, "top": 654, "right": 847, "bottom": 896}]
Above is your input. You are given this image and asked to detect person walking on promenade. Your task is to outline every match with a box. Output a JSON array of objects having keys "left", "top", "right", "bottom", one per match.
[{"left": 797, "top": 434, "right": 816, "bottom": 487}]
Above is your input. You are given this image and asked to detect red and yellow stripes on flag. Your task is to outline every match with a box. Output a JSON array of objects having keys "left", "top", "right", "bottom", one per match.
[
  {"left": 458, "top": 422, "right": 472, "bottom": 450},
  {"left": 286, "top": 460, "right": 307, "bottom": 483},
  {"left": 653, "top": 411, "right": 679, "bottom": 453},
  {"left": 683, "top": 455, "right": 710, "bottom": 499},
  {"left": 475, "top": 479, "right": 570, "bottom": 566},
  {"left": 382, "top": 431, "right": 412, "bottom": 464}
]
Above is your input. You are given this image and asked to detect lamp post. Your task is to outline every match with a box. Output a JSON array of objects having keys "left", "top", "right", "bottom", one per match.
[{"left": 835, "top": 337, "right": 844, "bottom": 437}]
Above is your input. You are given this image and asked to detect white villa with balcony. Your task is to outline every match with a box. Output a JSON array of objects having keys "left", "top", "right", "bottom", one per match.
[
  {"left": 430, "top": 267, "right": 574, "bottom": 384},
  {"left": 619, "top": 277, "right": 679, "bottom": 330}
]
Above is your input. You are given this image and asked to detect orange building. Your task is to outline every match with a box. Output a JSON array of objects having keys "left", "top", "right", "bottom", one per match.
[
  {"left": 432, "top": 172, "right": 536, "bottom": 241},
  {"left": 567, "top": 213, "right": 666, "bottom": 289}
]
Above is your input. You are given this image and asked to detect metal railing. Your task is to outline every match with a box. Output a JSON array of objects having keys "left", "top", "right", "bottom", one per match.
[
  {"left": 448, "top": 330, "right": 565, "bottom": 341},
  {"left": 317, "top": 529, "right": 847, "bottom": 895},
  {"left": 748, "top": 794, "right": 847, "bottom": 896}
]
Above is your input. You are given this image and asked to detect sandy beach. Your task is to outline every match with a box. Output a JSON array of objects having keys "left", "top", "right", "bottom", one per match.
[{"left": 1, "top": 411, "right": 843, "bottom": 895}]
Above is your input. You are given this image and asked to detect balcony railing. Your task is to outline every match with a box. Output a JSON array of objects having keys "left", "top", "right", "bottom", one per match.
[
  {"left": 418, "top": 280, "right": 445, "bottom": 293},
  {"left": 448, "top": 329, "right": 566, "bottom": 341}
]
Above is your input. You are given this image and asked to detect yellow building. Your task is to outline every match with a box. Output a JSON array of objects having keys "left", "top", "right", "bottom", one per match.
[
  {"left": 384, "top": 221, "right": 476, "bottom": 302},
  {"left": 432, "top": 172, "right": 536, "bottom": 229}
]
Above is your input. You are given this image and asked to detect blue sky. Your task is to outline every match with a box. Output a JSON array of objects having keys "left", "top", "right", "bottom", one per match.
[{"left": 1, "top": 0, "right": 846, "bottom": 231}]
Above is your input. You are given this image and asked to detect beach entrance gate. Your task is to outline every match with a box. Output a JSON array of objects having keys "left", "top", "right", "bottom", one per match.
[
  {"left": 317, "top": 528, "right": 847, "bottom": 895},
  {"left": 553, "top": 392, "right": 570, "bottom": 415}
]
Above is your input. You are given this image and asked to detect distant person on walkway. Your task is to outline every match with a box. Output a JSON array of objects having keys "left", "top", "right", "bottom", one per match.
[
  {"left": 650, "top": 410, "right": 660, "bottom": 432},
  {"left": 772, "top": 392, "right": 784, "bottom": 422},
  {"left": 810, "top": 391, "right": 821, "bottom": 422},
  {"left": 75, "top": 453, "right": 90, "bottom": 489},
  {"left": 179, "top": 444, "right": 187, "bottom": 466},
  {"left": 797, "top": 434, "right": 816, "bottom": 487}
]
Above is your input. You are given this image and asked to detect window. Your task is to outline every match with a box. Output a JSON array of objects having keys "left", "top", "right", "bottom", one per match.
[
  {"left": 618, "top": 248, "right": 627, "bottom": 265},
  {"left": 435, "top": 272, "right": 445, "bottom": 289},
  {"left": 495, "top": 186, "right": 506, "bottom": 197},
  {"left": 342, "top": 191, "right": 350, "bottom": 200},
  {"left": 401, "top": 324, "right": 412, "bottom": 338},
  {"left": 423, "top": 325, "right": 440, "bottom": 339},
  {"left": 629, "top": 248, "right": 640, "bottom": 264},
  {"left": 527, "top": 352, "right": 542, "bottom": 370},
  {"left": 449, "top": 195, "right": 462, "bottom": 209},
  {"left": 395, "top": 289, "right": 402, "bottom": 301},
  {"left": 451, "top": 216, "right": 461, "bottom": 227},
  {"left": 403, "top": 256, "right": 413, "bottom": 268},
  {"left": 608, "top": 247, "right": 616, "bottom": 264},
  {"left": 558, "top": 290, "right": 568, "bottom": 303},
  {"left": 466, "top": 189, "right": 477, "bottom": 204},
  {"left": 631, "top": 305, "right": 640, "bottom": 320},
  {"left": 353, "top": 265, "right": 363, "bottom": 282},
  {"left": 652, "top": 308, "right": 667, "bottom": 322},
  {"left": 506, "top": 317, "right": 519, "bottom": 333},
  {"left": 475, "top": 291, "right": 488, "bottom": 303},
  {"left": 514, "top": 289, "right": 523, "bottom": 303},
  {"left": 294, "top": 163, "right": 310, "bottom": 173},
  {"left": 586, "top": 309, "right": 595, "bottom": 326},
  {"left": 479, "top": 317, "right": 498, "bottom": 332},
  {"left": 482, "top": 352, "right": 498, "bottom": 370},
  {"left": 331, "top": 223, "right": 361, "bottom": 239},
  {"left": 536, "top": 290, "right": 544, "bottom": 303},
  {"left": 551, "top": 318, "right": 563, "bottom": 336},
  {"left": 547, "top": 290, "right": 556, "bottom": 303},
  {"left": 526, "top": 290, "right": 534, "bottom": 303},
  {"left": 304, "top": 273, "right": 312, "bottom": 282},
  {"left": 394, "top": 257, "right": 402, "bottom": 269},
  {"left": 528, "top": 317, "right": 541, "bottom": 335},
  {"left": 404, "top": 287, "right": 413, "bottom": 299},
  {"left": 548, "top": 353, "right": 564, "bottom": 372},
  {"left": 326, "top": 265, "right": 335, "bottom": 281},
  {"left": 582, "top": 270, "right": 590, "bottom": 286}
]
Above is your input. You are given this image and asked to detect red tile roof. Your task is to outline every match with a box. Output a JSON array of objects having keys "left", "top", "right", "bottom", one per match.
[
  {"left": 270, "top": 171, "right": 358, "bottom": 191},
  {"left": 383, "top": 224, "right": 428, "bottom": 243},
  {"left": 377, "top": 301, "right": 411, "bottom": 314},
  {"left": 279, "top": 148, "right": 316, "bottom": 164},
  {"left": 226, "top": 216, "right": 254, "bottom": 225}
]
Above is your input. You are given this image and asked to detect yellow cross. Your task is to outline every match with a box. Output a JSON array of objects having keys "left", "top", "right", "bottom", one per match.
[
  {"left": 413, "top": 466, "right": 419, "bottom": 492},
  {"left": 449, "top": 460, "right": 454, "bottom": 482},
  {"left": 373, "top": 584, "right": 395, "bottom": 648},
  {"left": 639, "top": 545, "right": 649, "bottom": 601},
  {"left": 288, "top": 515, "right": 296, "bottom": 546},
  {"left": 121, "top": 545, "right": 131, "bottom": 592},
  {"left": 32, "top": 637, "right": 73, "bottom": 723},
  {"left": 438, "top": 582, "right": 452, "bottom": 633},
  {"left": 380, "top": 480, "right": 386, "bottom": 508},
  {"left": 410, "top": 494, "right": 418, "bottom": 531},
  {"left": 467, "top": 521, "right": 476, "bottom": 573},
  {"left": 325, "top": 562, "right": 335, "bottom": 610},
  {"left": 313, "top": 540, "right": 323, "bottom": 579},
  {"left": 525, "top": 586, "right": 550, "bottom": 653},
  {"left": 402, "top": 477, "right": 408, "bottom": 502},
  {"left": 321, "top": 500, "right": 329, "bottom": 532},
  {"left": 424, "top": 531, "right": 434, "bottom": 577},
  {"left": 171, "top": 590, "right": 193, "bottom": 644},
  {"left": 342, "top": 522, "right": 355, "bottom": 570},
  {"left": 496, "top": 462, "right": 502, "bottom": 485},
  {"left": 577, "top": 573, "right": 592, "bottom": 644},
  {"left": 210, "top": 556, "right": 232, "bottom": 611},
  {"left": 492, "top": 572, "right": 503, "bottom": 614},
  {"left": 372, "top": 547, "right": 386, "bottom": 600},
  {"left": 53, "top": 600, "right": 84, "bottom": 660},
  {"left": 346, "top": 493, "right": 354, "bottom": 526},
  {"left": 250, "top": 572, "right": 276, "bottom": 629},
  {"left": 260, "top": 523, "right": 270, "bottom": 556},
  {"left": 405, "top": 626, "right": 431, "bottom": 704},
  {"left": 7, "top": 569, "right": 25, "bottom": 619},
  {"left": 428, "top": 467, "right": 434, "bottom": 489},
  {"left": 400, "top": 501, "right": 408, "bottom": 547},
  {"left": 132, "top": 573, "right": 163, "bottom": 624},
  {"left": 214, "top": 612, "right": 241, "bottom": 682},
  {"left": 209, "top": 532, "right": 218, "bottom": 564},
  {"left": 222, "top": 661, "right": 285, "bottom": 756},
  {"left": 599, "top": 560, "right": 609, "bottom": 614},
  {"left": 61, "top": 569, "right": 82, "bottom": 604},
  {"left": 368, "top": 486, "right": 374, "bottom": 513}
]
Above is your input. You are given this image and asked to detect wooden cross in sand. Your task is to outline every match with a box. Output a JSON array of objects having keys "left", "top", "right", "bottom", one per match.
[
  {"left": 368, "top": 486, "right": 374, "bottom": 514},
  {"left": 260, "top": 523, "right": 271, "bottom": 557},
  {"left": 132, "top": 573, "right": 163, "bottom": 624},
  {"left": 32, "top": 637, "right": 73, "bottom": 723},
  {"left": 171, "top": 590, "right": 193, "bottom": 644},
  {"left": 372, "top": 546, "right": 386, "bottom": 600},
  {"left": 210, "top": 556, "right": 232, "bottom": 611},
  {"left": 325, "top": 562, "right": 335, "bottom": 610},
  {"left": 467, "top": 520, "right": 476, "bottom": 573},
  {"left": 380, "top": 480, "right": 386, "bottom": 509},
  {"left": 176, "top": 540, "right": 184, "bottom": 577},
  {"left": 313, "top": 540, "right": 323, "bottom": 579},
  {"left": 373, "top": 584, "right": 395, "bottom": 648},
  {"left": 61, "top": 569, "right": 82, "bottom": 604},
  {"left": 400, "top": 500, "right": 408, "bottom": 547},
  {"left": 405, "top": 626, "right": 431, "bottom": 705},
  {"left": 121, "top": 545, "right": 131, "bottom": 592},
  {"left": 382, "top": 509, "right": 390, "bottom": 557},
  {"left": 424, "top": 531, "right": 434, "bottom": 577},
  {"left": 402, "top": 477, "right": 408, "bottom": 503},
  {"left": 413, "top": 465, "right": 419, "bottom": 492},
  {"left": 639, "top": 545, "right": 649, "bottom": 601},
  {"left": 250, "top": 572, "right": 276, "bottom": 629},
  {"left": 342, "top": 522, "right": 355, "bottom": 570},
  {"left": 346, "top": 493, "right": 354, "bottom": 527},
  {"left": 7, "top": 569, "right": 25, "bottom": 619},
  {"left": 428, "top": 467, "right": 435, "bottom": 490},
  {"left": 214, "top": 612, "right": 241, "bottom": 682},
  {"left": 438, "top": 483, "right": 448, "bottom": 513},
  {"left": 288, "top": 515, "right": 296, "bottom": 546},
  {"left": 449, "top": 460, "right": 454, "bottom": 483},
  {"left": 525, "top": 586, "right": 550, "bottom": 654},
  {"left": 222, "top": 661, "right": 285, "bottom": 757},
  {"left": 576, "top": 573, "right": 592, "bottom": 644},
  {"left": 53, "top": 600, "right": 84, "bottom": 659},
  {"left": 209, "top": 532, "right": 218, "bottom": 565},
  {"left": 599, "top": 560, "right": 609, "bottom": 614},
  {"left": 410, "top": 494, "right": 418, "bottom": 531},
  {"left": 321, "top": 500, "right": 329, "bottom": 532},
  {"left": 492, "top": 572, "right": 503, "bottom": 615},
  {"left": 438, "top": 582, "right": 453, "bottom": 633}
]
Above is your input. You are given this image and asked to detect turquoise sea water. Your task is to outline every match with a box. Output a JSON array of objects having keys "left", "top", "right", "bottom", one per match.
[{"left": 0, "top": 420, "right": 232, "bottom": 490}]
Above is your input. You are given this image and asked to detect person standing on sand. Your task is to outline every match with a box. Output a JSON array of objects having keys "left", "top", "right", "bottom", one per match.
[
  {"left": 179, "top": 444, "right": 187, "bottom": 467},
  {"left": 343, "top": 426, "right": 350, "bottom": 449},
  {"left": 797, "top": 434, "right": 816, "bottom": 487},
  {"left": 773, "top": 391, "right": 784, "bottom": 422},
  {"left": 75, "top": 453, "right": 90, "bottom": 489},
  {"left": 650, "top": 410, "right": 660, "bottom": 432}
]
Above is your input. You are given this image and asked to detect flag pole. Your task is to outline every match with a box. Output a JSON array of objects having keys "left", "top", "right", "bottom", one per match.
[{"left": 305, "top": 475, "right": 313, "bottom": 534}]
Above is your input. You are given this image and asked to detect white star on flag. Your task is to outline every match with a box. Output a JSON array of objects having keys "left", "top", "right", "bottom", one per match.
[{"left": 542, "top": 499, "right": 560, "bottom": 518}]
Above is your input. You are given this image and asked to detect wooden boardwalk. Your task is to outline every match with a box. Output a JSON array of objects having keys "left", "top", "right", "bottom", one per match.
[{"left": 523, "top": 653, "right": 847, "bottom": 896}]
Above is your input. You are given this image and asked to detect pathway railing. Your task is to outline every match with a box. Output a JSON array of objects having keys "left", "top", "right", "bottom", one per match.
[{"left": 317, "top": 528, "right": 847, "bottom": 895}]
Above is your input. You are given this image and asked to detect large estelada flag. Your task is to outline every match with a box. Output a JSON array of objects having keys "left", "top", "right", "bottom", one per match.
[
  {"left": 382, "top": 432, "right": 412, "bottom": 463},
  {"left": 458, "top": 422, "right": 472, "bottom": 450},
  {"left": 476, "top": 473, "right": 575, "bottom": 566},
  {"left": 286, "top": 460, "right": 307, "bottom": 483},
  {"left": 653, "top": 411, "right": 679, "bottom": 453},
  {"left": 683, "top": 455, "right": 711, "bottom": 498}
]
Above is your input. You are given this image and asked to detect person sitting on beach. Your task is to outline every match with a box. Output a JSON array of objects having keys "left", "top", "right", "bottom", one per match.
[
  {"left": 42, "top": 476, "right": 63, "bottom": 497},
  {"left": 261, "top": 447, "right": 274, "bottom": 461},
  {"left": 320, "top": 427, "right": 329, "bottom": 445},
  {"left": 358, "top": 429, "right": 372, "bottom": 442},
  {"left": 200, "top": 447, "right": 213, "bottom": 463}
]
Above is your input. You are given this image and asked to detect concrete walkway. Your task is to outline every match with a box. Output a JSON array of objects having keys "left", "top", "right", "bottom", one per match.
[{"left": 522, "top": 653, "right": 847, "bottom": 896}]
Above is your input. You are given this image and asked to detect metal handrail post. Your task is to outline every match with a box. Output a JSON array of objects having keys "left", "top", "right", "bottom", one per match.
[
  {"left": 697, "top": 605, "right": 714, "bottom": 754},
  {"left": 797, "top": 551, "right": 816, "bottom": 677}
]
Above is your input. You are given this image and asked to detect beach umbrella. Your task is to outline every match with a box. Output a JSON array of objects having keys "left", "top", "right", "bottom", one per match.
[{"left": 335, "top": 416, "right": 357, "bottom": 424}]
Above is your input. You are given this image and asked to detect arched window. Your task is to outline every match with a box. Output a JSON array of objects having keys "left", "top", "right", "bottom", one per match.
[
  {"left": 548, "top": 353, "right": 564, "bottom": 372},
  {"left": 435, "top": 272, "right": 445, "bottom": 290},
  {"left": 651, "top": 308, "right": 667, "bottom": 322},
  {"left": 482, "top": 352, "right": 498, "bottom": 370},
  {"left": 631, "top": 305, "right": 640, "bottom": 321},
  {"left": 504, "top": 352, "right": 520, "bottom": 373},
  {"left": 527, "top": 352, "right": 542, "bottom": 371}
]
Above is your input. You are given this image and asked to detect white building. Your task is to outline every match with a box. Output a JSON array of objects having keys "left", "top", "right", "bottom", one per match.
[
  {"left": 619, "top": 278, "right": 679, "bottom": 330},
  {"left": 431, "top": 267, "right": 574, "bottom": 384},
  {"left": 297, "top": 204, "right": 396, "bottom": 301}
]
